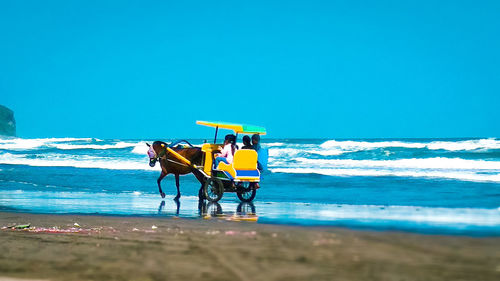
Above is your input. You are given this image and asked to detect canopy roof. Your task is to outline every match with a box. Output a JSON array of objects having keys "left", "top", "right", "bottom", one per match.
[{"left": 196, "top": 120, "right": 266, "bottom": 135}]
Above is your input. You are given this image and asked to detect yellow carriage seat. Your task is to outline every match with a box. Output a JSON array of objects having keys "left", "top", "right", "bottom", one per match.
[{"left": 217, "top": 150, "right": 260, "bottom": 181}]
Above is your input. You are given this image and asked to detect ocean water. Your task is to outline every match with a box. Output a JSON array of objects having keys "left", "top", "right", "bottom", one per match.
[{"left": 1, "top": 137, "right": 500, "bottom": 235}]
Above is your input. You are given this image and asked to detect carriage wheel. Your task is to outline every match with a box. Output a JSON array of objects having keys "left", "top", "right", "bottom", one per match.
[
  {"left": 236, "top": 182, "right": 257, "bottom": 202},
  {"left": 204, "top": 178, "right": 224, "bottom": 202}
]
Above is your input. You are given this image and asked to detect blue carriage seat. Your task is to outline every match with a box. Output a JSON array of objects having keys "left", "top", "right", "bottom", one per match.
[{"left": 217, "top": 149, "right": 260, "bottom": 182}]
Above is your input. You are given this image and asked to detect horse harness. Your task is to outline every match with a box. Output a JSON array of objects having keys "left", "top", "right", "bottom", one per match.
[{"left": 156, "top": 144, "right": 191, "bottom": 168}]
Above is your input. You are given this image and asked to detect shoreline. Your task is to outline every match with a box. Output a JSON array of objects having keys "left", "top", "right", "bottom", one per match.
[
  {"left": 2, "top": 207, "right": 500, "bottom": 237},
  {"left": 1, "top": 211, "right": 500, "bottom": 281}
]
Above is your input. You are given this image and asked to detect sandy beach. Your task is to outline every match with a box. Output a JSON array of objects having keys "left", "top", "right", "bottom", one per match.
[{"left": 0, "top": 212, "right": 499, "bottom": 281}]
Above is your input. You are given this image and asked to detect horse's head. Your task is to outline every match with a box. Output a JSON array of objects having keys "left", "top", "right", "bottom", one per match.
[{"left": 146, "top": 143, "right": 157, "bottom": 167}]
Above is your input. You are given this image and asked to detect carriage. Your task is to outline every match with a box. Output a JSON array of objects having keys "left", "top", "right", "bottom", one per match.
[{"left": 161, "top": 121, "right": 266, "bottom": 203}]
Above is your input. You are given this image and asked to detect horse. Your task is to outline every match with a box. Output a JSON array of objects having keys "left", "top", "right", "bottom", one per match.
[{"left": 147, "top": 140, "right": 206, "bottom": 200}]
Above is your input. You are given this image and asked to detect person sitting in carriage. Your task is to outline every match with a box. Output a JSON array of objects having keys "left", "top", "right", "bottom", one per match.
[
  {"left": 214, "top": 134, "right": 237, "bottom": 168},
  {"left": 241, "top": 135, "right": 253, "bottom": 149},
  {"left": 251, "top": 134, "right": 269, "bottom": 171}
]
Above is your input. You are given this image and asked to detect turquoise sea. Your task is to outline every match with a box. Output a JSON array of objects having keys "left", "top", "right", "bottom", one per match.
[{"left": 1, "top": 137, "right": 500, "bottom": 235}]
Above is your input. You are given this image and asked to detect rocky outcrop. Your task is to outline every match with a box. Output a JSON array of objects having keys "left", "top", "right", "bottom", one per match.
[{"left": 0, "top": 105, "right": 16, "bottom": 137}]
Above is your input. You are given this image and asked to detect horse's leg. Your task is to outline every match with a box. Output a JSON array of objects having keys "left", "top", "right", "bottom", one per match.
[
  {"left": 198, "top": 185, "right": 205, "bottom": 200},
  {"left": 157, "top": 171, "right": 167, "bottom": 198},
  {"left": 174, "top": 174, "right": 181, "bottom": 200},
  {"left": 191, "top": 169, "right": 206, "bottom": 200}
]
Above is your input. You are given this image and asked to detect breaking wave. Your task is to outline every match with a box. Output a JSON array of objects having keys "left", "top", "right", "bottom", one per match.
[
  {"left": 292, "top": 157, "right": 500, "bottom": 170},
  {"left": 1, "top": 137, "right": 499, "bottom": 183},
  {"left": 0, "top": 138, "right": 95, "bottom": 150},
  {"left": 0, "top": 152, "right": 156, "bottom": 171},
  {"left": 51, "top": 142, "right": 138, "bottom": 150},
  {"left": 320, "top": 138, "right": 500, "bottom": 152}
]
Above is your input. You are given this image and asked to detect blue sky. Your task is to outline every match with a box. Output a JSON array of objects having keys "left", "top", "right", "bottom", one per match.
[{"left": 1, "top": 0, "right": 499, "bottom": 139}]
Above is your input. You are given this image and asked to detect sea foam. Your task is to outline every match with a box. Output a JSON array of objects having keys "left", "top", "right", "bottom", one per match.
[
  {"left": 320, "top": 138, "right": 500, "bottom": 151},
  {"left": 270, "top": 168, "right": 500, "bottom": 183},
  {"left": 52, "top": 141, "right": 138, "bottom": 150},
  {"left": 312, "top": 204, "right": 500, "bottom": 226},
  {"left": 0, "top": 152, "right": 158, "bottom": 171},
  {"left": 0, "top": 137, "right": 94, "bottom": 150},
  {"left": 2, "top": 137, "right": 500, "bottom": 183},
  {"left": 292, "top": 157, "right": 500, "bottom": 170}
]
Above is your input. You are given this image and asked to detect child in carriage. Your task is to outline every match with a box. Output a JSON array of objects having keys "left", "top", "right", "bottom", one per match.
[{"left": 214, "top": 134, "right": 237, "bottom": 168}]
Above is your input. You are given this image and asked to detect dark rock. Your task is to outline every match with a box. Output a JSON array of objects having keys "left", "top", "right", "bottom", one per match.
[{"left": 0, "top": 105, "right": 16, "bottom": 137}]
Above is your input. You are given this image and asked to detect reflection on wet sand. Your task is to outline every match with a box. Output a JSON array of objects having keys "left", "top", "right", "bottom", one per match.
[
  {"left": 158, "top": 199, "right": 180, "bottom": 216},
  {"left": 157, "top": 199, "right": 258, "bottom": 222},
  {"left": 200, "top": 201, "right": 258, "bottom": 222}
]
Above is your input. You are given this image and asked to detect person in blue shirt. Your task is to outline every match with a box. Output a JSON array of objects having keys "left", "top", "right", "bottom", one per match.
[
  {"left": 252, "top": 134, "right": 267, "bottom": 171},
  {"left": 251, "top": 134, "right": 261, "bottom": 151}
]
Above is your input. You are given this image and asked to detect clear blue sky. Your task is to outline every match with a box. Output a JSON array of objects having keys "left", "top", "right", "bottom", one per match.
[{"left": 1, "top": 0, "right": 499, "bottom": 139}]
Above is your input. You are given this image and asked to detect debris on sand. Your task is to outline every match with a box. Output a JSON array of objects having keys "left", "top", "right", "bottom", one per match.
[
  {"left": 312, "top": 238, "right": 342, "bottom": 246},
  {"left": 224, "top": 230, "right": 257, "bottom": 237},
  {"left": 1, "top": 224, "right": 31, "bottom": 230},
  {"left": 2, "top": 224, "right": 102, "bottom": 234}
]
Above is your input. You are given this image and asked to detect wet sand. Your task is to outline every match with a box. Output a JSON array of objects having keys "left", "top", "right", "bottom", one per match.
[{"left": 1, "top": 212, "right": 500, "bottom": 281}]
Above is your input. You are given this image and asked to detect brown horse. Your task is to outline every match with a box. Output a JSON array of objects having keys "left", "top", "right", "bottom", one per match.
[{"left": 147, "top": 141, "right": 205, "bottom": 200}]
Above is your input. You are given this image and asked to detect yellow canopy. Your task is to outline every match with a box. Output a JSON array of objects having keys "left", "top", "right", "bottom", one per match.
[{"left": 196, "top": 121, "right": 266, "bottom": 135}]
